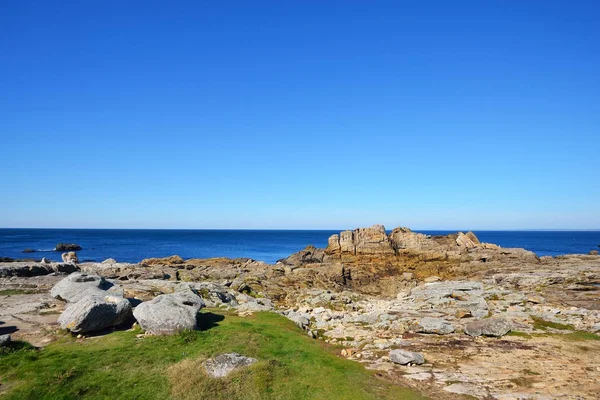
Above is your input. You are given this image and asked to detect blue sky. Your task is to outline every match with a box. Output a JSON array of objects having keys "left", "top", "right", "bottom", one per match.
[{"left": 1, "top": 1, "right": 599, "bottom": 229}]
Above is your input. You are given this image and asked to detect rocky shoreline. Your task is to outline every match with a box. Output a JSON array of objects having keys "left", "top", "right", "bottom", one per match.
[{"left": 1, "top": 225, "right": 599, "bottom": 399}]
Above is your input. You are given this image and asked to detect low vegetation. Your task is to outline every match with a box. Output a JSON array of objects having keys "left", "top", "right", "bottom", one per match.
[{"left": 0, "top": 310, "right": 425, "bottom": 400}]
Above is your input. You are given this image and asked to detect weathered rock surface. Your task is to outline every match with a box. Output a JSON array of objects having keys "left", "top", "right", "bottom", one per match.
[
  {"left": 412, "top": 317, "right": 455, "bottom": 335},
  {"left": 464, "top": 318, "right": 512, "bottom": 337},
  {"left": 51, "top": 273, "right": 120, "bottom": 303},
  {"left": 58, "top": 294, "right": 132, "bottom": 333},
  {"left": 202, "top": 353, "right": 257, "bottom": 378},
  {"left": 389, "top": 349, "right": 425, "bottom": 365},
  {"left": 133, "top": 289, "right": 205, "bottom": 335}
]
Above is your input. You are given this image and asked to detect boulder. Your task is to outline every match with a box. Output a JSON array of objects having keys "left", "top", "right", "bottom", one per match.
[
  {"left": 133, "top": 289, "right": 205, "bottom": 335},
  {"left": 412, "top": 317, "right": 455, "bottom": 335},
  {"left": 0, "top": 334, "right": 10, "bottom": 347},
  {"left": 389, "top": 349, "right": 425, "bottom": 365},
  {"left": 58, "top": 294, "right": 132, "bottom": 333},
  {"left": 464, "top": 318, "right": 512, "bottom": 337},
  {"left": 202, "top": 353, "right": 257, "bottom": 378},
  {"left": 61, "top": 252, "right": 79, "bottom": 264},
  {"left": 56, "top": 243, "right": 82, "bottom": 251},
  {"left": 51, "top": 273, "right": 120, "bottom": 303}
]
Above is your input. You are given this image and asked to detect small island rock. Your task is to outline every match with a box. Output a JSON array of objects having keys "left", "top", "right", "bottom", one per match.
[{"left": 56, "top": 243, "right": 83, "bottom": 251}]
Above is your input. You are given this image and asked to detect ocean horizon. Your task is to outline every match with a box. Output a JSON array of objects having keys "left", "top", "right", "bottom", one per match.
[{"left": 2, "top": 228, "right": 599, "bottom": 264}]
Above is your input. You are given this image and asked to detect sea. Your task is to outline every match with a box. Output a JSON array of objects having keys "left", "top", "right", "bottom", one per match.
[{"left": 1, "top": 229, "right": 599, "bottom": 264}]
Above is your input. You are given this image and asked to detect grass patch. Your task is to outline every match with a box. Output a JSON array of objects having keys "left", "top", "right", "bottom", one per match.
[
  {"left": 506, "top": 331, "right": 533, "bottom": 339},
  {"left": 531, "top": 317, "right": 574, "bottom": 331},
  {"left": 0, "top": 310, "right": 425, "bottom": 400},
  {"left": 507, "top": 330, "right": 600, "bottom": 342}
]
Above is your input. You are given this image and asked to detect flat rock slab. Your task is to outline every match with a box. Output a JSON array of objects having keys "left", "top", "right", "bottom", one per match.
[
  {"left": 413, "top": 317, "right": 455, "bottom": 335},
  {"left": 464, "top": 317, "right": 512, "bottom": 337},
  {"left": 133, "top": 289, "right": 205, "bottom": 335},
  {"left": 202, "top": 353, "right": 257, "bottom": 378}
]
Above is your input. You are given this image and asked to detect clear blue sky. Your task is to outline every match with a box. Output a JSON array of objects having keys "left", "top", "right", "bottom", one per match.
[{"left": 1, "top": 1, "right": 598, "bottom": 230}]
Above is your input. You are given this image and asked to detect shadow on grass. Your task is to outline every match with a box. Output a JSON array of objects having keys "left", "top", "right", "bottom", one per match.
[
  {"left": 197, "top": 312, "right": 225, "bottom": 331},
  {"left": 0, "top": 340, "right": 37, "bottom": 355}
]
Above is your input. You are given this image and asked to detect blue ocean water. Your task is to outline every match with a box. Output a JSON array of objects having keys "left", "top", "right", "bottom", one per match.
[{"left": 0, "top": 229, "right": 599, "bottom": 264}]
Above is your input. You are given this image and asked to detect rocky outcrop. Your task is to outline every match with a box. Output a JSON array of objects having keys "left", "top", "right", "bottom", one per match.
[
  {"left": 280, "top": 225, "right": 541, "bottom": 296},
  {"left": 133, "top": 289, "right": 205, "bottom": 335},
  {"left": 326, "top": 224, "right": 395, "bottom": 256},
  {"left": 58, "top": 294, "right": 132, "bottom": 333},
  {"left": 202, "top": 353, "right": 257, "bottom": 378},
  {"left": 0, "top": 261, "right": 78, "bottom": 278}
]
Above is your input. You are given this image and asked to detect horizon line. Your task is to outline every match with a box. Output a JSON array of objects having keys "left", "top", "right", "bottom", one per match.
[{"left": 1, "top": 227, "right": 599, "bottom": 232}]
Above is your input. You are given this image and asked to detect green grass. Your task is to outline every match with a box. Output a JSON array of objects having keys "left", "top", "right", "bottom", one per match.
[
  {"left": 507, "top": 330, "right": 600, "bottom": 341},
  {"left": 531, "top": 316, "right": 575, "bottom": 331},
  {"left": 0, "top": 310, "right": 425, "bottom": 400}
]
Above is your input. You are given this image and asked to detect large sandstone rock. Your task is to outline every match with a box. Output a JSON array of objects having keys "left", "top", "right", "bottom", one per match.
[
  {"left": 464, "top": 318, "right": 512, "bottom": 337},
  {"left": 456, "top": 232, "right": 480, "bottom": 249},
  {"left": 326, "top": 225, "right": 394, "bottom": 255},
  {"left": 389, "top": 227, "right": 437, "bottom": 250},
  {"left": 202, "top": 353, "right": 257, "bottom": 378},
  {"left": 389, "top": 349, "right": 425, "bottom": 365},
  {"left": 51, "top": 273, "right": 121, "bottom": 303},
  {"left": 133, "top": 289, "right": 205, "bottom": 335},
  {"left": 58, "top": 294, "right": 132, "bottom": 333}
]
